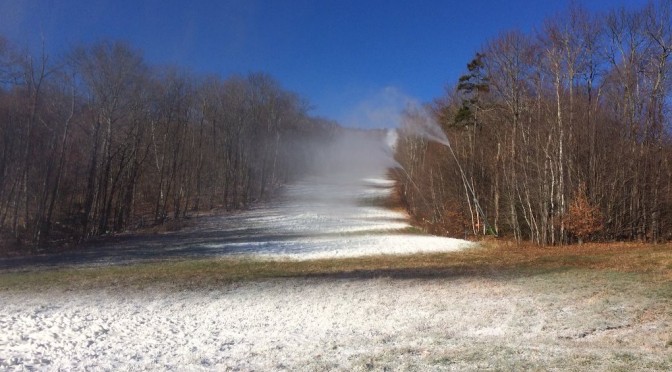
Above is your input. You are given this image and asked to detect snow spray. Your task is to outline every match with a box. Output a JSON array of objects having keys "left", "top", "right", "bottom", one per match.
[{"left": 399, "top": 105, "right": 450, "bottom": 147}]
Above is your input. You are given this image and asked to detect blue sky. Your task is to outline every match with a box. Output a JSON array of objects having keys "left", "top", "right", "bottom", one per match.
[{"left": 0, "top": 0, "right": 648, "bottom": 128}]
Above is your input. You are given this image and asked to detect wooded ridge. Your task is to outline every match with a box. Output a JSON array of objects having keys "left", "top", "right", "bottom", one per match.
[
  {"left": 0, "top": 38, "right": 338, "bottom": 252},
  {"left": 395, "top": 1, "right": 672, "bottom": 244}
]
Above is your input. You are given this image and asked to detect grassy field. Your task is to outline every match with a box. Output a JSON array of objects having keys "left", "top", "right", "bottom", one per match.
[
  {"left": 1, "top": 240, "right": 671, "bottom": 291},
  {"left": 2, "top": 241, "right": 671, "bottom": 370}
]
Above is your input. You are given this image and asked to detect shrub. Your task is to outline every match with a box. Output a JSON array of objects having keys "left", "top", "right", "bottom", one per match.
[{"left": 565, "top": 183, "right": 603, "bottom": 244}]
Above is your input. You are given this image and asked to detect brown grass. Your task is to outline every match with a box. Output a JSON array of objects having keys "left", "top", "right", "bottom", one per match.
[
  {"left": 1, "top": 240, "right": 670, "bottom": 291},
  {"left": 481, "top": 240, "right": 672, "bottom": 279}
]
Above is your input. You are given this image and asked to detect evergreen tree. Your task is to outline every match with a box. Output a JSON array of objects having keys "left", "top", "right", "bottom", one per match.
[{"left": 454, "top": 53, "right": 489, "bottom": 129}]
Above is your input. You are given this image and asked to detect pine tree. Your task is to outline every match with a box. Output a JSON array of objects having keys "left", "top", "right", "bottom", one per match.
[{"left": 454, "top": 53, "right": 489, "bottom": 129}]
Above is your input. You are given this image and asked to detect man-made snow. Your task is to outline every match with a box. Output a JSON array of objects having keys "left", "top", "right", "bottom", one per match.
[{"left": 196, "top": 175, "right": 472, "bottom": 260}]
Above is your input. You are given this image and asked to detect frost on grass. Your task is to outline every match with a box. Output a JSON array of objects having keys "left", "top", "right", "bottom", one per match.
[{"left": 1, "top": 273, "right": 670, "bottom": 370}]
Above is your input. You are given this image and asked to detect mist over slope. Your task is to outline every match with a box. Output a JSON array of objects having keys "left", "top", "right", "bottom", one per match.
[{"left": 302, "top": 128, "right": 398, "bottom": 180}]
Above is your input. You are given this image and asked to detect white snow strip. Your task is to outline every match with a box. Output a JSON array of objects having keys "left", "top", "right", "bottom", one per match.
[{"left": 164, "top": 173, "right": 474, "bottom": 261}]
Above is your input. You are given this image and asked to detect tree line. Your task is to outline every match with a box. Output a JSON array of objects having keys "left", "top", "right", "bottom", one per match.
[
  {"left": 0, "top": 38, "right": 337, "bottom": 251},
  {"left": 396, "top": 1, "right": 672, "bottom": 244}
]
